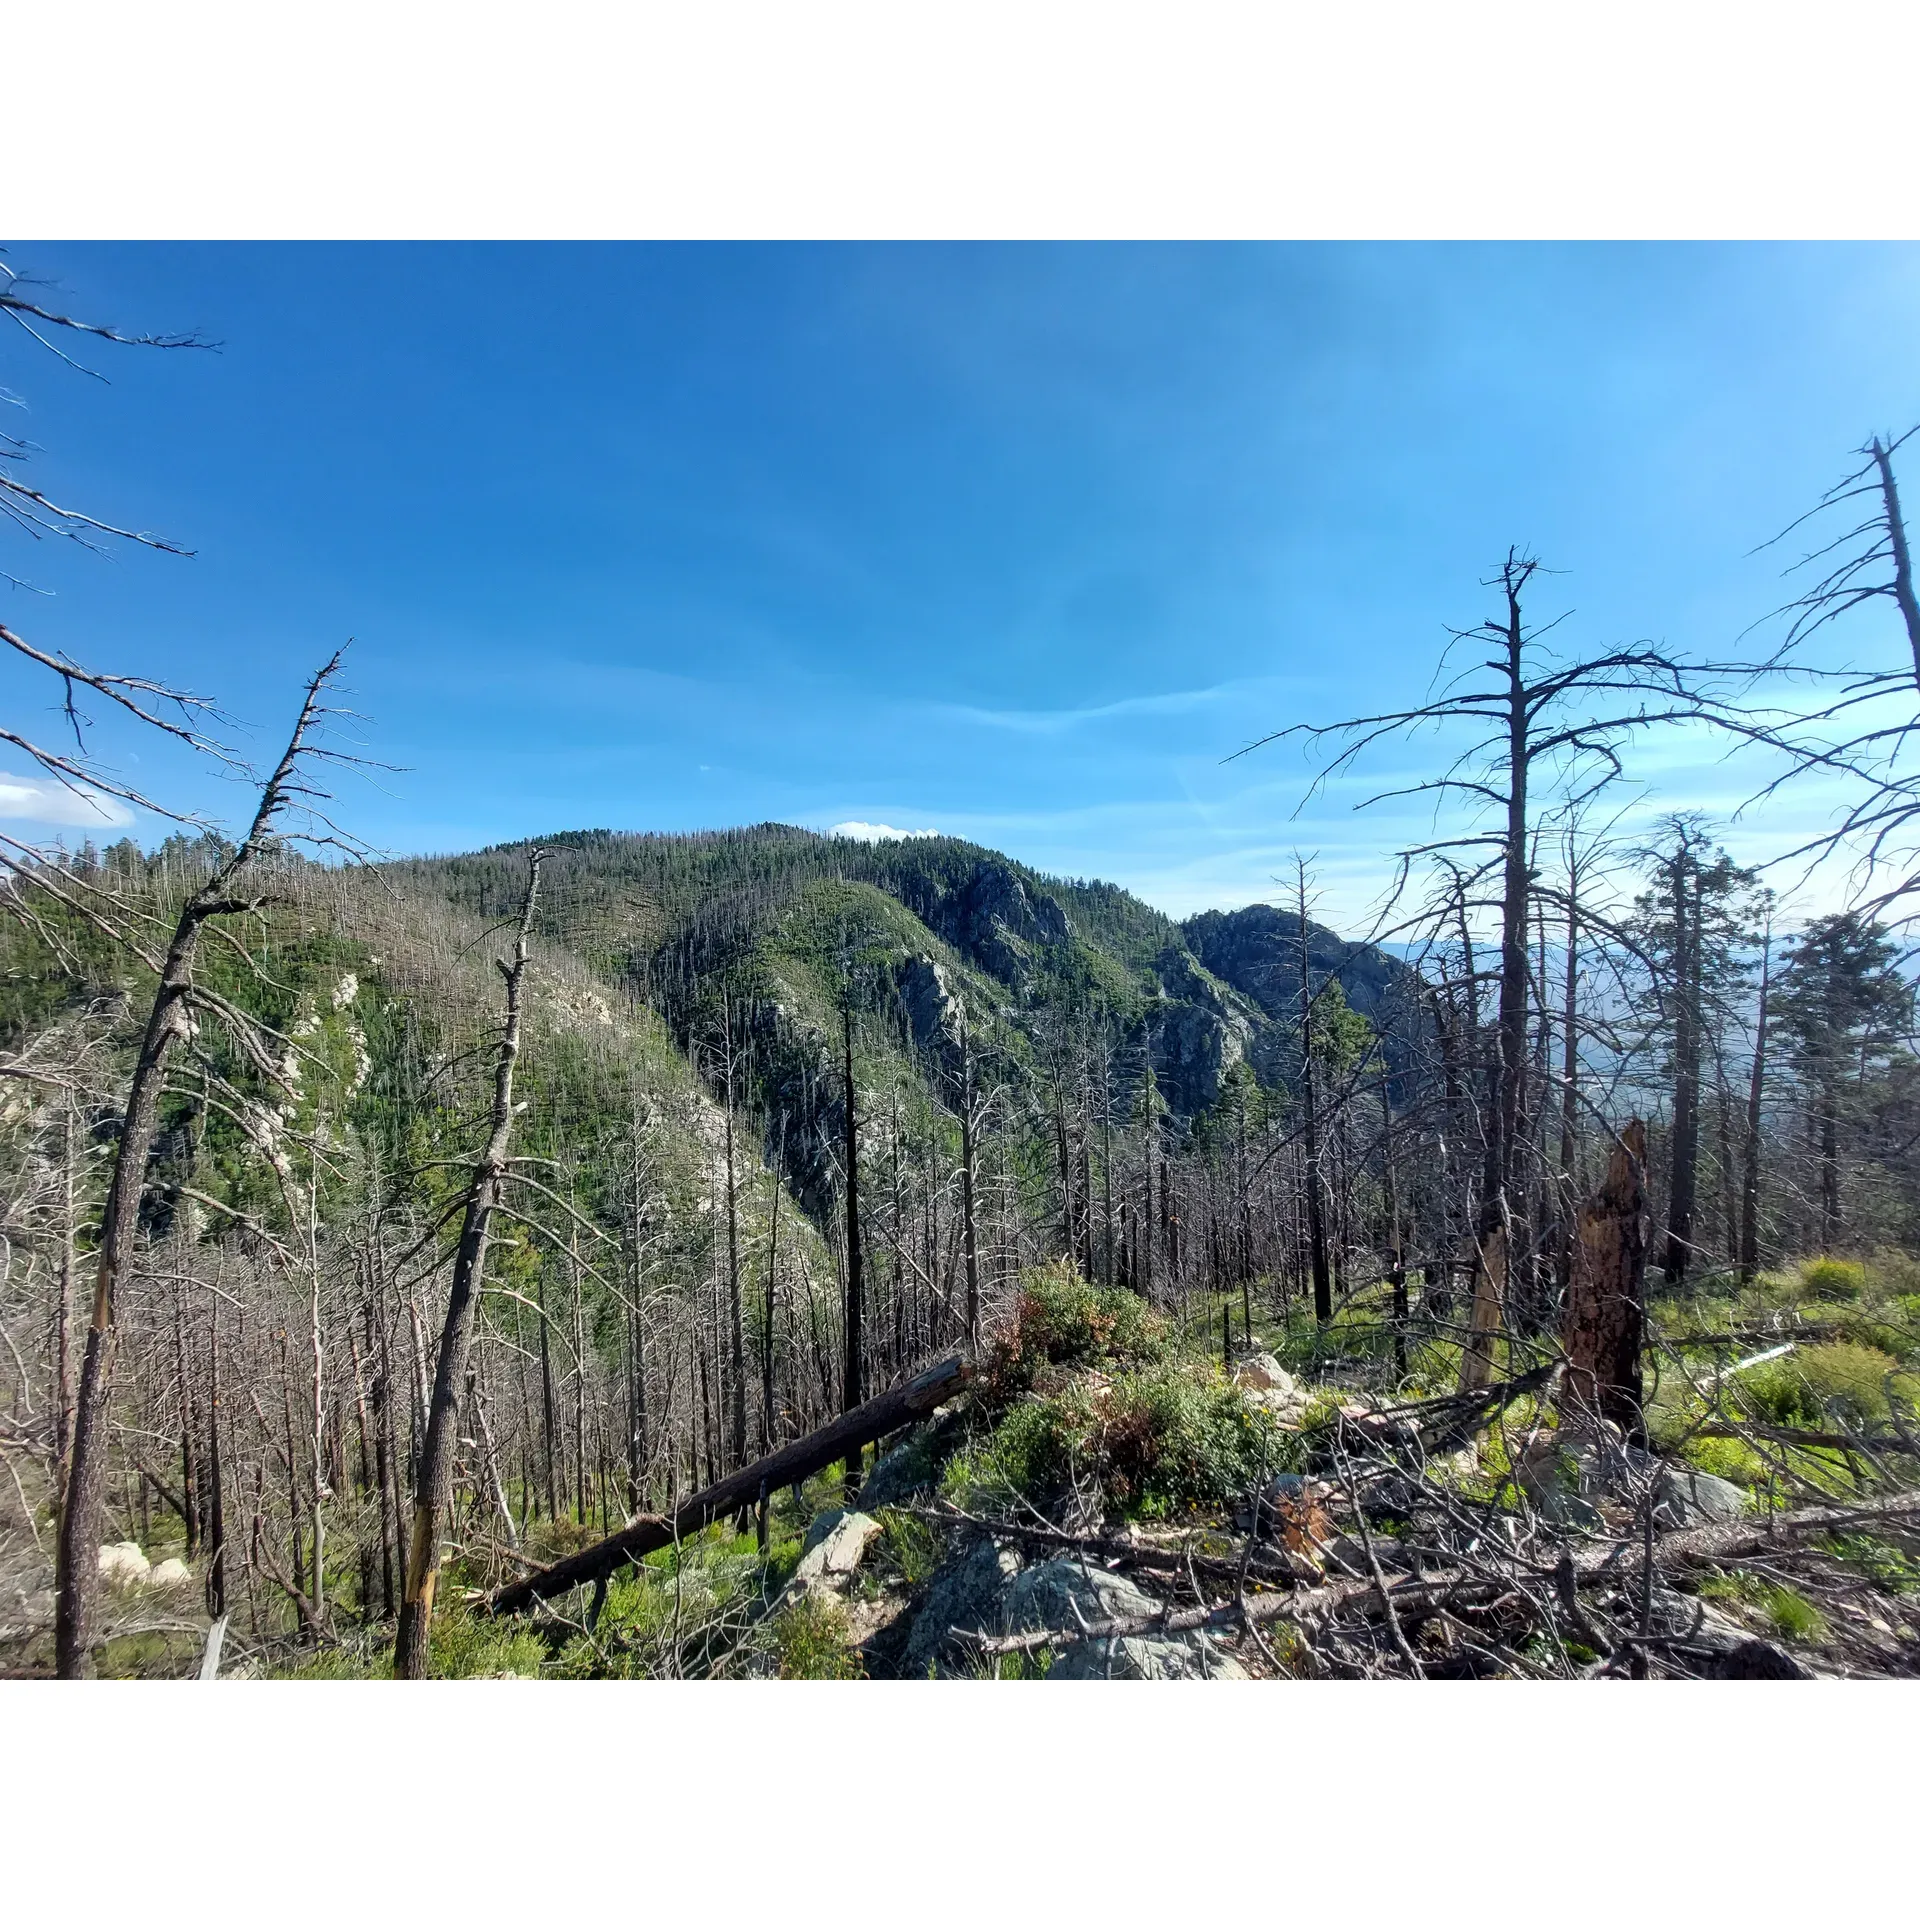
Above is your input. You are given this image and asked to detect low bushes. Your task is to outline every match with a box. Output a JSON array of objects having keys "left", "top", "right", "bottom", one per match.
[
  {"left": 428, "top": 1607, "right": 546, "bottom": 1678},
  {"left": 978, "top": 1361, "right": 1285, "bottom": 1520},
  {"left": 774, "top": 1593, "right": 862, "bottom": 1678},
  {"left": 1741, "top": 1340, "right": 1911, "bottom": 1427},
  {"left": 1799, "top": 1257, "right": 1867, "bottom": 1303},
  {"left": 981, "top": 1261, "right": 1169, "bottom": 1405}
]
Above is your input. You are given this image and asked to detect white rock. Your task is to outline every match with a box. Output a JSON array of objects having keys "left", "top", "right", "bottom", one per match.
[
  {"left": 793, "top": 1509, "right": 883, "bottom": 1584},
  {"left": 98, "top": 1541, "right": 150, "bottom": 1585},
  {"left": 1234, "top": 1351, "right": 1299, "bottom": 1395}
]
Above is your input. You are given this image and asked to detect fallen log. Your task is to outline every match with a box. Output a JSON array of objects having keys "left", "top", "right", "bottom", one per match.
[{"left": 489, "top": 1353, "right": 970, "bottom": 1615}]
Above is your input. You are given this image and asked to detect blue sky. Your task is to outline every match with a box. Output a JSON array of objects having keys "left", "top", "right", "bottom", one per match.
[{"left": 5, "top": 242, "right": 1919, "bottom": 927}]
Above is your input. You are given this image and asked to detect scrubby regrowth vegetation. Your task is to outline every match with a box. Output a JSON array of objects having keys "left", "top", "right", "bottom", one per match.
[{"left": 3, "top": 265, "right": 1920, "bottom": 1680}]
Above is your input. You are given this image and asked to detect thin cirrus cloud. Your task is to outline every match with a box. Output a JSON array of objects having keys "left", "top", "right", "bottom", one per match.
[
  {"left": 933, "top": 682, "right": 1240, "bottom": 736},
  {"left": 0, "top": 775, "right": 134, "bottom": 830}
]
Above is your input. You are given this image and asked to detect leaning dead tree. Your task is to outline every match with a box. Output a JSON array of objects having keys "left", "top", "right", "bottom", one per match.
[
  {"left": 52, "top": 654, "right": 350, "bottom": 1678},
  {"left": 393, "top": 847, "right": 547, "bottom": 1678}
]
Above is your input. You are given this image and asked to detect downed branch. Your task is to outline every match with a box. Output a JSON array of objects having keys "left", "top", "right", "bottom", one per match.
[
  {"left": 490, "top": 1354, "right": 970, "bottom": 1615},
  {"left": 1693, "top": 1419, "right": 1920, "bottom": 1457},
  {"left": 951, "top": 1487, "right": 1920, "bottom": 1664},
  {"left": 1361, "top": 1358, "right": 1565, "bottom": 1457},
  {"left": 921, "top": 1503, "right": 1301, "bottom": 1584}
]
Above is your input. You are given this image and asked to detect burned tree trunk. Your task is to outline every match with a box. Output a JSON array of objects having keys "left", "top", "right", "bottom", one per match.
[
  {"left": 840, "top": 995, "right": 866, "bottom": 1492},
  {"left": 1738, "top": 928, "right": 1772, "bottom": 1288},
  {"left": 1561, "top": 1117, "right": 1648, "bottom": 1438},
  {"left": 1664, "top": 850, "right": 1704, "bottom": 1290},
  {"left": 1297, "top": 864, "right": 1333, "bottom": 1324},
  {"left": 393, "top": 847, "right": 545, "bottom": 1679}
]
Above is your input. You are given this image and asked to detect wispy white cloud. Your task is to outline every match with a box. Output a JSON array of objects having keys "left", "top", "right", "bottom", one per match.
[
  {"left": 829, "top": 820, "right": 940, "bottom": 842},
  {"left": 934, "top": 683, "right": 1241, "bottom": 736},
  {"left": 0, "top": 776, "right": 134, "bottom": 829}
]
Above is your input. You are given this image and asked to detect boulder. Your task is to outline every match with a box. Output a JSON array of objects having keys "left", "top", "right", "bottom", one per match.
[
  {"left": 856, "top": 1411, "right": 961, "bottom": 1512},
  {"left": 1653, "top": 1468, "right": 1747, "bottom": 1529},
  {"left": 903, "top": 1537, "right": 1251, "bottom": 1679},
  {"left": 793, "top": 1509, "right": 883, "bottom": 1585},
  {"left": 1233, "top": 1351, "right": 1298, "bottom": 1395},
  {"left": 146, "top": 1557, "right": 192, "bottom": 1594},
  {"left": 1643, "top": 1586, "right": 1747, "bottom": 1654},
  {"left": 1050, "top": 1631, "right": 1250, "bottom": 1681},
  {"left": 902, "top": 1533, "right": 1024, "bottom": 1676},
  {"left": 1512, "top": 1433, "right": 1603, "bottom": 1529},
  {"left": 1712, "top": 1638, "right": 1812, "bottom": 1680},
  {"left": 1000, "top": 1561, "right": 1247, "bottom": 1681},
  {"left": 98, "top": 1542, "right": 150, "bottom": 1586}
]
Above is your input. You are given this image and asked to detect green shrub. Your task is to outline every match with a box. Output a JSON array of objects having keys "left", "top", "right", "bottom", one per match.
[
  {"left": 1842, "top": 1305, "right": 1919, "bottom": 1363},
  {"left": 773, "top": 1594, "right": 862, "bottom": 1678},
  {"left": 275, "top": 1641, "right": 387, "bottom": 1680},
  {"left": 1740, "top": 1357, "right": 1814, "bottom": 1425},
  {"left": 981, "top": 1364, "right": 1281, "bottom": 1520},
  {"left": 1799, "top": 1342, "right": 1907, "bottom": 1422},
  {"left": 983, "top": 1262, "right": 1168, "bottom": 1402},
  {"left": 984, "top": 1381, "right": 1102, "bottom": 1497},
  {"left": 1682, "top": 1434, "right": 1768, "bottom": 1487},
  {"left": 1743, "top": 1340, "right": 1908, "bottom": 1426},
  {"left": 1699, "top": 1571, "right": 1828, "bottom": 1644},
  {"left": 1799, "top": 1257, "right": 1866, "bottom": 1302},
  {"left": 1101, "top": 1365, "right": 1278, "bottom": 1517},
  {"left": 1759, "top": 1583, "right": 1828, "bottom": 1645},
  {"left": 875, "top": 1509, "right": 939, "bottom": 1587},
  {"left": 1821, "top": 1532, "right": 1920, "bottom": 1596},
  {"left": 428, "top": 1606, "right": 546, "bottom": 1678},
  {"left": 1865, "top": 1247, "right": 1920, "bottom": 1300}
]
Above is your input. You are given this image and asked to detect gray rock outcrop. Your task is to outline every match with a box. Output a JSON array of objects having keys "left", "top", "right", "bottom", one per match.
[{"left": 901, "top": 1535, "right": 1248, "bottom": 1679}]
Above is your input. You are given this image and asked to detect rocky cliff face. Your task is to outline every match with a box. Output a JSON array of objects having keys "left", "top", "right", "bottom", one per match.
[
  {"left": 1181, "top": 904, "right": 1425, "bottom": 1077},
  {"left": 895, "top": 856, "right": 1072, "bottom": 988},
  {"left": 1146, "top": 945, "right": 1257, "bottom": 1111}
]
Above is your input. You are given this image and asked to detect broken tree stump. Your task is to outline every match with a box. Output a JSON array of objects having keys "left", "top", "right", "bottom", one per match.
[{"left": 1562, "top": 1117, "right": 1648, "bottom": 1438}]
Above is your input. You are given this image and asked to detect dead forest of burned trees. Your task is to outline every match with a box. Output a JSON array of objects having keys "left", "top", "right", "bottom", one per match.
[{"left": 1, "top": 265, "right": 1918, "bottom": 1677}]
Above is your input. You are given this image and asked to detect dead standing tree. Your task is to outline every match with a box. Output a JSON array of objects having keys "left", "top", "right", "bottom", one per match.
[
  {"left": 393, "top": 846, "right": 546, "bottom": 1679},
  {"left": 1740, "top": 425, "right": 1920, "bottom": 926},
  {"left": 838, "top": 984, "right": 866, "bottom": 1493},
  {"left": 1236, "top": 550, "right": 1739, "bottom": 1392},
  {"left": 51, "top": 654, "right": 351, "bottom": 1677}
]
